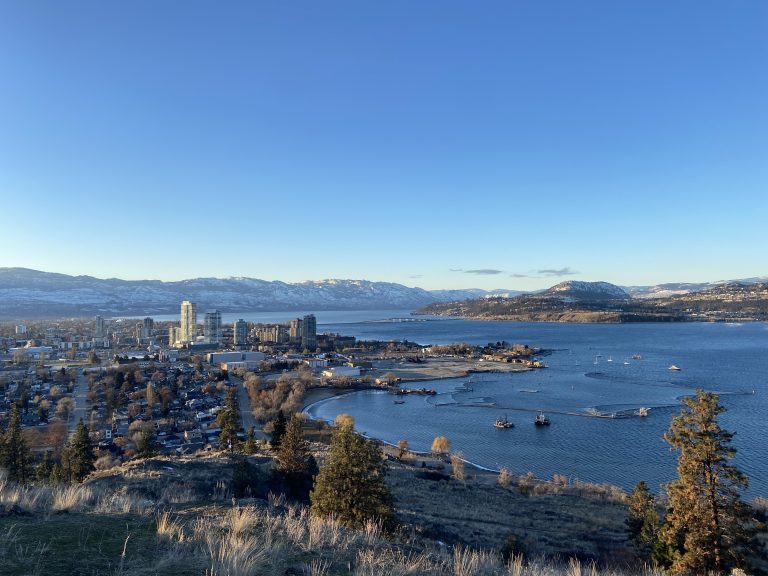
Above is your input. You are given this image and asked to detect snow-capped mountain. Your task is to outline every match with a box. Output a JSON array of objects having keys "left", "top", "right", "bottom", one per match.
[
  {"left": 542, "top": 281, "right": 630, "bottom": 301},
  {"left": 624, "top": 277, "right": 768, "bottom": 299},
  {"left": 0, "top": 268, "right": 498, "bottom": 318}
]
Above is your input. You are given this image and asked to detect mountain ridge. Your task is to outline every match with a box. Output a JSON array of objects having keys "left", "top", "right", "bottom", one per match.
[
  {"left": 1, "top": 268, "right": 766, "bottom": 320},
  {"left": 0, "top": 268, "right": 502, "bottom": 319}
]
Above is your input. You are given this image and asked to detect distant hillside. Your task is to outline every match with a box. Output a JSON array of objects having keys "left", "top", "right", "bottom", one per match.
[
  {"left": 624, "top": 276, "right": 768, "bottom": 299},
  {"left": 417, "top": 281, "right": 768, "bottom": 322},
  {"left": 0, "top": 268, "right": 503, "bottom": 319},
  {"left": 544, "top": 281, "right": 630, "bottom": 301}
]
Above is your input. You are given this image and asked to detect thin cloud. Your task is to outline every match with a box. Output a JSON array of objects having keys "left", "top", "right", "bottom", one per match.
[
  {"left": 509, "top": 273, "right": 532, "bottom": 278},
  {"left": 408, "top": 274, "right": 423, "bottom": 279},
  {"left": 538, "top": 267, "right": 579, "bottom": 277},
  {"left": 449, "top": 268, "right": 464, "bottom": 272},
  {"left": 464, "top": 269, "right": 504, "bottom": 275}
]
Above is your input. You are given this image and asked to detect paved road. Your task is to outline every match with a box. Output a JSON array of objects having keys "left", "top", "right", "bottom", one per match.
[
  {"left": 69, "top": 370, "right": 89, "bottom": 434},
  {"left": 230, "top": 376, "right": 268, "bottom": 440}
]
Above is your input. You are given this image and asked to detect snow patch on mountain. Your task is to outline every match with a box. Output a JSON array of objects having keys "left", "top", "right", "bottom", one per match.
[{"left": 544, "top": 281, "right": 629, "bottom": 300}]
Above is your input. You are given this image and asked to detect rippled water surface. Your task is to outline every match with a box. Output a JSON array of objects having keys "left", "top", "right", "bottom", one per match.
[{"left": 309, "top": 315, "right": 768, "bottom": 496}]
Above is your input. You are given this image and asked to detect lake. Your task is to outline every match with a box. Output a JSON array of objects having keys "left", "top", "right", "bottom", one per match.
[{"left": 307, "top": 313, "right": 768, "bottom": 498}]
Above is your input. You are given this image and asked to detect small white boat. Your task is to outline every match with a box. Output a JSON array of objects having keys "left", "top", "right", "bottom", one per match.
[
  {"left": 637, "top": 407, "right": 649, "bottom": 417},
  {"left": 668, "top": 365, "right": 682, "bottom": 371},
  {"left": 495, "top": 415, "right": 514, "bottom": 429}
]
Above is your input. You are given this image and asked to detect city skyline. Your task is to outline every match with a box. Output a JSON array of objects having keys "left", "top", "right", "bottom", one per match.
[{"left": 1, "top": 1, "right": 766, "bottom": 291}]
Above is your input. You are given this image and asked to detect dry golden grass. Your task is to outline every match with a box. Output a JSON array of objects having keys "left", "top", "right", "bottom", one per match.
[{"left": 0, "top": 453, "right": 732, "bottom": 575}]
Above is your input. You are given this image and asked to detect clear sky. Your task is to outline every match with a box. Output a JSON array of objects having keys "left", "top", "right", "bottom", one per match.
[{"left": 1, "top": 1, "right": 765, "bottom": 291}]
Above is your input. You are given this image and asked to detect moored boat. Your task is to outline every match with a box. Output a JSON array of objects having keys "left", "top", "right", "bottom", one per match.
[
  {"left": 534, "top": 412, "right": 551, "bottom": 426},
  {"left": 494, "top": 415, "right": 514, "bottom": 429}
]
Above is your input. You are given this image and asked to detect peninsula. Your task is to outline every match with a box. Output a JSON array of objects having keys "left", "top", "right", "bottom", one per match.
[{"left": 416, "top": 280, "right": 768, "bottom": 323}]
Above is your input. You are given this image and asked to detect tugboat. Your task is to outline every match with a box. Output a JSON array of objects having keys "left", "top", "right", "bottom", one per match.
[
  {"left": 534, "top": 412, "right": 551, "bottom": 426},
  {"left": 494, "top": 415, "right": 514, "bottom": 429}
]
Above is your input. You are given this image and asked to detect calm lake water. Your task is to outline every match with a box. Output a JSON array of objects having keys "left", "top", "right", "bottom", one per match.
[{"left": 306, "top": 313, "right": 768, "bottom": 498}]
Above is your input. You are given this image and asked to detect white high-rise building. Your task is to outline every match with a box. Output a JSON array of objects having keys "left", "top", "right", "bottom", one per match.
[
  {"left": 204, "top": 310, "right": 222, "bottom": 345},
  {"left": 179, "top": 300, "right": 197, "bottom": 344}
]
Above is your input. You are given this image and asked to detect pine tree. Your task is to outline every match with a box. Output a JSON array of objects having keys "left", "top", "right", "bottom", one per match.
[
  {"left": 217, "top": 388, "right": 241, "bottom": 452},
  {"left": 310, "top": 420, "right": 394, "bottom": 530},
  {"left": 274, "top": 414, "right": 317, "bottom": 501},
  {"left": 270, "top": 409, "right": 287, "bottom": 451},
  {"left": 661, "top": 390, "right": 750, "bottom": 574},
  {"left": 0, "top": 405, "right": 31, "bottom": 483},
  {"left": 243, "top": 426, "right": 257, "bottom": 455},
  {"left": 36, "top": 451, "right": 54, "bottom": 483},
  {"left": 626, "top": 481, "right": 662, "bottom": 563},
  {"left": 137, "top": 428, "right": 157, "bottom": 458},
  {"left": 61, "top": 419, "right": 95, "bottom": 483}
]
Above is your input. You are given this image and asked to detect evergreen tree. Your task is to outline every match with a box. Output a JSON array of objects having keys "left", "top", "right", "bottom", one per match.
[
  {"left": 243, "top": 426, "right": 257, "bottom": 455},
  {"left": 61, "top": 419, "right": 95, "bottom": 482},
  {"left": 661, "top": 390, "right": 750, "bottom": 574},
  {"left": 232, "top": 457, "right": 261, "bottom": 498},
  {"left": 310, "top": 420, "right": 394, "bottom": 530},
  {"left": 217, "top": 387, "right": 241, "bottom": 452},
  {"left": 36, "top": 451, "right": 54, "bottom": 484},
  {"left": 137, "top": 428, "right": 157, "bottom": 458},
  {"left": 626, "top": 480, "right": 663, "bottom": 563},
  {"left": 0, "top": 405, "right": 31, "bottom": 483},
  {"left": 49, "top": 463, "right": 63, "bottom": 484},
  {"left": 274, "top": 414, "right": 318, "bottom": 501},
  {"left": 270, "top": 409, "right": 287, "bottom": 451}
]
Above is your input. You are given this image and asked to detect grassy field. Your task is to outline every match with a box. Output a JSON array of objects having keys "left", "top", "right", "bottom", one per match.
[{"left": 0, "top": 452, "right": 764, "bottom": 575}]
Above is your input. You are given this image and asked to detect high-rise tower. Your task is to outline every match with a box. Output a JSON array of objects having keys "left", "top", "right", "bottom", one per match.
[
  {"left": 94, "top": 315, "right": 105, "bottom": 338},
  {"left": 204, "top": 310, "right": 222, "bottom": 345},
  {"left": 179, "top": 300, "right": 197, "bottom": 344},
  {"left": 233, "top": 319, "right": 248, "bottom": 347},
  {"left": 301, "top": 313, "right": 317, "bottom": 350}
]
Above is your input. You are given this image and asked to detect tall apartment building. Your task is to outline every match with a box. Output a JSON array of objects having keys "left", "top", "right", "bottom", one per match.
[
  {"left": 233, "top": 319, "right": 248, "bottom": 347},
  {"left": 137, "top": 317, "right": 154, "bottom": 342},
  {"left": 94, "top": 315, "right": 105, "bottom": 338},
  {"left": 179, "top": 300, "right": 197, "bottom": 344},
  {"left": 203, "top": 310, "right": 222, "bottom": 345},
  {"left": 254, "top": 324, "right": 287, "bottom": 343},
  {"left": 289, "top": 318, "right": 302, "bottom": 340},
  {"left": 301, "top": 314, "right": 317, "bottom": 350}
]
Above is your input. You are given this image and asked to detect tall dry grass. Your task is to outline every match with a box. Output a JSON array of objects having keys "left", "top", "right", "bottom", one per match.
[{"left": 0, "top": 477, "right": 661, "bottom": 576}]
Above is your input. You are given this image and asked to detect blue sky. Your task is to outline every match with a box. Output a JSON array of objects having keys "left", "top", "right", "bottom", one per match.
[{"left": 1, "top": 1, "right": 766, "bottom": 291}]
